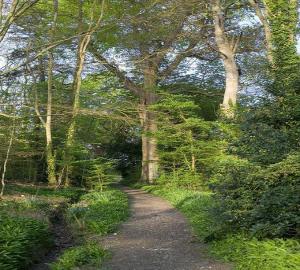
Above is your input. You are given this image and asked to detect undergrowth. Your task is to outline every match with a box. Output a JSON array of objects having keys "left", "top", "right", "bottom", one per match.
[
  {"left": 50, "top": 188, "right": 129, "bottom": 270},
  {"left": 0, "top": 215, "right": 52, "bottom": 270},
  {"left": 0, "top": 183, "right": 85, "bottom": 269},
  {"left": 50, "top": 242, "right": 109, "bottom": 270},
  {"left": 67, "top": 189, "right": 129, "bottom": 235}
]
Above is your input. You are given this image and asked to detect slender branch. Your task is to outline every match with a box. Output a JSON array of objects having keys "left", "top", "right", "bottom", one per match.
[
  {"left": 89, "top": 43, "right": 142, "bottom": 96},
  {"left": 0, "top": 114, "right": 16, "bottom": 197}
]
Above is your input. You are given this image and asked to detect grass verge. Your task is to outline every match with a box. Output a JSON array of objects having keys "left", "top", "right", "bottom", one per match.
[
  {"left": 50, "top": 188, "right": 129, "bottom": 270},
  {"left": 140, "top": 185, "right": 300, "bottom": 270},
  {"left": 67, "top": 189, "right": 129, "bottom": 235}
]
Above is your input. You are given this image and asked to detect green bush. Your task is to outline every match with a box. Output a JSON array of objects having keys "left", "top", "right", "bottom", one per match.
[
  {"left": 156, "top": 170, "right": 206, "bottom": 190},
  {"left": 68, "top": 189, "right": 129, "bottom": 235},
  {"left": 211, "top": 235, "right": 300, "bottom": 270},
  {"left": 249, "top": 154, "right": 300, "bottom": 238},
  {"left": 0, "top": 215, "right": 52, "bottom": 270},
  {"left": 50, "top": 242, "right": 109, "bottom": 270},
  {"left": 210, "top": 154, "right": 300, "bottom": 238}
]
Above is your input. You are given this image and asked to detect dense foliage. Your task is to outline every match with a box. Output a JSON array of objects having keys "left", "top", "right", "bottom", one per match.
[{"left": 0, "top": 215, "right": 52, "bottom": 270}]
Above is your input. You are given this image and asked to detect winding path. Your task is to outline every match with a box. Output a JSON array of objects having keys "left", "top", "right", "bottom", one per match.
[{"left": 101, "top": 188, "right": 231, "bottom": 270}]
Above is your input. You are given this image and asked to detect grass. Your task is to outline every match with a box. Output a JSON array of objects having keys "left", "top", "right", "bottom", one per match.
[
  {"left": 50, "top": 242, "right": 109, "bottom": 270},
  {"left": 140, "top": 185, "right": 300, "bottom": 270},
  {"left": 4, "top": 183, "right": 85, "bottom": 201},
  {"left": 67, "top": 189, "right": 129, "bottom": 235},
  {"left": 50, "top": 188, "right": 129, "bottom": 270},
  {"left": 210, "top": 235, "right": 300, "bottom": 270}
]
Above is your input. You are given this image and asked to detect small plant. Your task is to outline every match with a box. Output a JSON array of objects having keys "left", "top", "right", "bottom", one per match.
[
  {"left": 50, "top": 242, "right": 109, "bottom": 270},
  {"left": 86, "top": 160, "right": 116, "bottom": 192}
]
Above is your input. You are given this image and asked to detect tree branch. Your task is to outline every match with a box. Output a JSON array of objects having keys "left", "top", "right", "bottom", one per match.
[{"left": 89, "top": 42, "right": 142, "bottom": 96}]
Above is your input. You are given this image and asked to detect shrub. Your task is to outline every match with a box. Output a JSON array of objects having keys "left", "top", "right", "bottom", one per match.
[
  {"left": 250, "top": 154, "right": 300, "bottom": 238},
  {"left": 156, "top": 170, "right": 206, "bottom": 190},
  {"left": 210, "top": 154, "right": 300, "bottom": 238},
  {"left": 50, "top": 242, "right": 109, "bottom": 270},
  {"left": 0, "top": 215, "right": 52, "bottom": 270}
]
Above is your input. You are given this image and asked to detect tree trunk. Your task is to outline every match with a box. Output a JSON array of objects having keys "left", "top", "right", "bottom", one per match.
[
  {"left": 29, "top": 0, "right": 58, "bottom": 186},
  {"left": 44, "top": 0, "right": 58, "bottom": 186},
  {"left": 212, "top": 0, "right": 239, "bottom": 115},
  {"left": 62, "top": 0, "right": 105, "bottom": 185},
  {"left": 139, "top": 63, "right": 159, "bottom": 183},
  {"left": 0, "top": 116, "right": 15, "bottom": 198},
  {"left": 222, "top": 55, "right": 239, "bottom": 109}
]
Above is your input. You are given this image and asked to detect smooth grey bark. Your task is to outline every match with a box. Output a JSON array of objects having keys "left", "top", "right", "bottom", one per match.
[{"left": 212, "top": 0, "right": 240, "bottom": 114}]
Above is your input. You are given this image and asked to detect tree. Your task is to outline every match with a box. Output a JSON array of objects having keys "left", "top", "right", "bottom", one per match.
[
  {"left": 26, "top": 0, "right": 58, "bottom": 186},
  {"left": 60, "top": 0, "right": 105, "bottom": 186},
  {"left": 0, "top": 0, "right": 40, "bottom": 44},
  {"left": 248, "top": 0, "right": 274, "bottom": 65},
  {"left": 211, "top": 0, "right": 241, "bottom": 114},
  {"left": 89, "top": 0, "right": 207, "bottom": 183}
]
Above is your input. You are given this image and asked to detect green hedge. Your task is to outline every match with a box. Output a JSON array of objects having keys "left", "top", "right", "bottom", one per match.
[
  {"left": 210, "top": 154, "right": 300, "bottom": 238},
  {"left": 0, "top": 215, "right": 52, "bottom": 270}
]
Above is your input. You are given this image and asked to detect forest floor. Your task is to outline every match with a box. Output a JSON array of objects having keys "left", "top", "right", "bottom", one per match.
[{"left": 101, "top": 187, "right": 231, "bottom": 270}]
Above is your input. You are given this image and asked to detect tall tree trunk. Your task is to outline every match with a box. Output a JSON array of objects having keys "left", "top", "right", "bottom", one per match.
[
  {"left": 45, "top": 0, "right": 58, "bottom": 186},
  {"left": 62, "top": 0, "right": 105, "bottom": 186},
  {"left": 45, "top": 49, "right": 56, "bottom": 185},
  {"left": 212, "top": 0, "right": 240, "bottom": 115},
  {"left": 222, "top": 54, "right": 239, "bottom": 109},
  {"left": 248, "top": 0, "right": 274, "bottom": 65},
  {"left": 139, "top": 62, "right": 159, "bottom": 183},
  {"left": 28, "top": 0, "right": 58, "bottom": 186}
]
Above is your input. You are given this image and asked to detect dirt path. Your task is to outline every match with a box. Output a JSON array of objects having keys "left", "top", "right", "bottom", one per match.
[{"left": 101, "top": 188, "right": 231, "bottom": 270}]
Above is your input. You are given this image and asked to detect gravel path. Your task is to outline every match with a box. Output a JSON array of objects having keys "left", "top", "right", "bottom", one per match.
[{"left": 101, "top": 188, "right": 231, "bottom": 270}]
